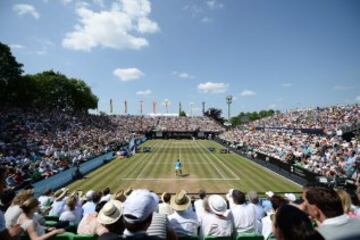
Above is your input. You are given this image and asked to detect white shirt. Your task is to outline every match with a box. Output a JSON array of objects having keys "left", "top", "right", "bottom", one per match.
[
  {"left": 100, "top": 194, "right": 112, "bottom": 203},
  {"left": 261, "top": 213, "right": 273, "bottom": 240},
  {"left": 194, "top": 199, "right": 205, "bottom": 220},
  {"left": 168, "top": 208, "right": 199, "bottom": 237},
  {"left": 49, "top": 200, "right": 65, "bottom": 217},
  {"left": 17, "top": 215, "right": 45, "bottom": 236},
  {"left": 74, "top": 205, "right": 83, "bottom": 224},
  {"left": 38, "top": 196, "right": 53, "bottom": 210},
  {"left": 249, "top": 203, "right": 265, "bottom": 233},
  {"left": 82, "top": 201, "right": 97, "bottom": 216},
  {"left": 5, "top": 205, "right": 23, "bottom": 228},
  {"left": 158, "top": 203, "right": 173, "bottom": 215},
  {"left": 200, "top": 211, "right": 234, "bottom": 238},
  {"left": 59, "top": 210, "right": 77, "bottom": 225},
  {"left": 231, "top": 203, "right": 257, "bottom": 233}
]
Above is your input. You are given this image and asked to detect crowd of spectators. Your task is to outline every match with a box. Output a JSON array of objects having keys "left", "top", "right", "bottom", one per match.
[
  {"left": 111, "top": 116, "right": 224, "bottom": 133},
  {"left": 1, "top": 165, "right": 360, "bottom": 240},
  {"left": 0, "top": 109, "right": 133, "bottom": 189},
  {"left": 220, "top": 104, "right": 360, "bottom": 181},
  {"left": 155, "top": 117, "right": 224, "bottom": 132},
  {"left": 251, "top": 104, "right": 360, "bottom": 134},
  {"left": 0, "top": 109, "right": 224, "bottom": 188}
]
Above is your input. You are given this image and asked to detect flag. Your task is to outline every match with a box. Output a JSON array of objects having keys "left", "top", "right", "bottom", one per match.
[{"left": 110, "top": 99, "right": 113, "bottom": 114}]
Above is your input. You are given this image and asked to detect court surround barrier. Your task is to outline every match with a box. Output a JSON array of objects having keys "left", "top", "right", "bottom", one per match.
[
  {"left": 215, "top": 138, "right": 319, "bottom": 185},
  {"left": 32, "top": 151, "right": 114, "bottom": 196}
]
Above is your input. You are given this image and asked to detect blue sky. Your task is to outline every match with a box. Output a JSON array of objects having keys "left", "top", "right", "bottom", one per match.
[{"left": 1, "top": 0, "right": 360, "bottom": 116}]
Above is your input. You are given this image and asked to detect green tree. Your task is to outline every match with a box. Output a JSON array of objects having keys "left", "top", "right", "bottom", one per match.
[
  {"left": 230, "top": 116, "right": 242, "bottom": 126},
  {"left": 0, "top": 42, "right": 24, "bottom": 105},
  {"left": 204, "top": 108, "right": 224, "bottom": 124},
  {"left": 29, "top": 70, "right": 98, "bottom": 112},
  {"left": 179, "top": 110, "right": 187, "bottom": 117}
]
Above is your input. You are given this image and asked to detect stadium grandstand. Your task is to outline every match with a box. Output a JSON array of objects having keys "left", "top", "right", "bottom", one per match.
[{"left": 1, "top": 0, "right": 360, "bottom": 240}]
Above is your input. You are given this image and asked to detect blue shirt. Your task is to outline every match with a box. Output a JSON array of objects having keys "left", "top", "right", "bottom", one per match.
[
  {"left": 176, "top": 161, "right": 182, "bottom": 169},
  {"left": 0, "top": 211, "right": 6, "bottom": 231}
]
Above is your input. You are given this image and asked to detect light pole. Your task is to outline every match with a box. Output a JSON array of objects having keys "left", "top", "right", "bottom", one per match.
[
  {"left": 202, "top": 101, "right": 205, "bottom": 115},
  {"left": 163, "top": 99, "right": 170, "bottom": 113},
  {"left": 226, "top": 95, "right": 233, "bottom": 120},
  {"left": 140, "top": 100, "right": 143, "bottom": 115},
  {"left": 190, "top": 102, "right": 194, "bottom": 117}
]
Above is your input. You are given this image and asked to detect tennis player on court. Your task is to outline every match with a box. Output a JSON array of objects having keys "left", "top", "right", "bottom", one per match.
[{"left": 175, "top": 159, "right": 182, "bottom": 176}]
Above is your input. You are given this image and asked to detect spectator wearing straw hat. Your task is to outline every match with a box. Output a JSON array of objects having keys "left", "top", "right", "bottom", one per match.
[
  {"left": 158, "top": 192, "right": 173, "bottom": 216},
  {"left": 97, "top": 200, "right": 125, "bottom": 240},
  {"left": 199, "top": 195, "right": 234, "bottom": 238},
  {"left": 123, "top": 189, "right": 161, "bottom": 239},
  {"left": 48, "top": 188, "right": 68, "bottom": 217},
  {"left": 168, "top": 190, "right": 199, "bottom": 237}
]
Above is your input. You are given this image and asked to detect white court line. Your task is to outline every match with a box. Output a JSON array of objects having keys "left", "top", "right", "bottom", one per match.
[
  {"left": 120, "top": 178, "right": 241, "bottom": 181},
  {"left": 211, "top": 142, "right": 303, "bottom": 188},
  {"left": 193, "top": 141, "right": 228, "bottom": 179},
  {"left": 134, "top": 141, "right": 167, "bottom": 179},
  {"left": 198, "top": 140, "right": 239, "bottom": 178}
]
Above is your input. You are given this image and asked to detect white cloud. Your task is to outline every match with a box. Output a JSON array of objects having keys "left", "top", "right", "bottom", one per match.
[
  {"left": 356, "top": 96, "right": 360, "bottom": 102},
  {"left": 206, "top": 0, "right": 224, "bottom": 10},
  {"left": 198, "top": 82, "right": 228, "bottom": 93},
  {"left": 201, "top": 17, "right": 212, "bottom": 23},
  {"left": 13, "top": 4, "right": 40, "bottom": 19},
  {"left": 9, "top": 44, "right": 24, "bottom": 49},
  {"left": 240, "top": 90, "right": 256, "bottom": 96},
  {"left": 333, "top": 85, "right": 351, "bottom": 91},
  {"left": 137, "top": 17, "right": 159, "bottom": 33},
  {"left": 173, "top": 71, "right": 195, "bottom": 79},
  {"left": 136, "top": 89, "right": 152, "bottom": 96},
  {"left": 113, "top": 67, "right": 144, "bottom": 81},
  {"left": 62, "top": 0, "right": 159, "bottom": 51},
  {"left": 281, "top": 83, "right": 293, "bottom": 87}
]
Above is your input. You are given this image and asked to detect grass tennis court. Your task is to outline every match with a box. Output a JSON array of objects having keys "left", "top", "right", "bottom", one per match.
[{"left": 67, "top": 140, "right": 301, "bottom": 194}]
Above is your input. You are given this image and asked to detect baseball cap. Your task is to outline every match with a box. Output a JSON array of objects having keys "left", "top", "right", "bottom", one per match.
[{"left": 123, "top": 189, "right": 159, "bottom": 224}]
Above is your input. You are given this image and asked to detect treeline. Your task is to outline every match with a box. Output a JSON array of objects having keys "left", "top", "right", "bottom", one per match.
[
  {"left": 230, "top": 109, "right": 279, "bottom": 126},
  {"left": 0, "top": 42, "right": 98, "bottom": 112}
]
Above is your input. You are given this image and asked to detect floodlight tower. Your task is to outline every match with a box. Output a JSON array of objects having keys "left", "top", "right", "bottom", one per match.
[
  {"left": 226, "top": 95, "right": 233, "bottom": 120},
  {"left": 202, "top": 101, "right": 205, "bottom": 115},
  {"left": 164, "top": 99, "right": 170, "bottom": 113}
]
